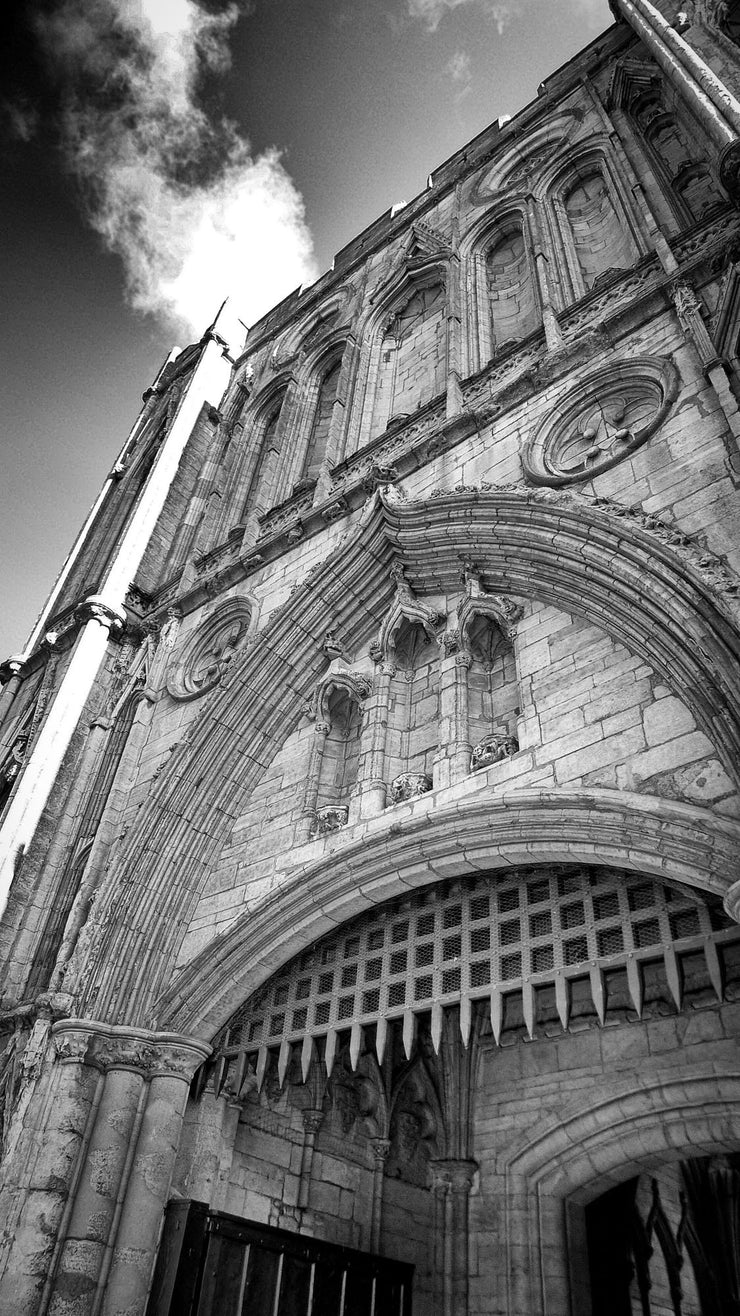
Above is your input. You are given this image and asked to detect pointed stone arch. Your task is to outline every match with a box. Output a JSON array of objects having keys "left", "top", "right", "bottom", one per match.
[
  {"left": 73, "top": 490, "right": 740, "bottom": 1030},
  {"left": 499, "top": 1071, "right": 740, "bottom": 1315}
]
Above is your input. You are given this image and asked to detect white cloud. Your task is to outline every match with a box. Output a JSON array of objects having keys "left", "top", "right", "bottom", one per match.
[
  {"left": 2, "top": 99, "right": 39, "bottom": 142},
  {"left": 33, "top": 0, "right": 318, "bottom": 337},
  {"left": 408, "top": 0, "right": 609, "bottom": 33},
  {"left": 408, "top": 0, "right": 514, "bottom": 33},
  {"left": 447, "top": 49, "right": 472, "bottom": 81}
]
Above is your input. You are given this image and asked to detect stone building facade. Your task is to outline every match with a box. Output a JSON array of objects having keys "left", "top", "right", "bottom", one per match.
[{"left": 2, "top": 0, "right": 740, "bottom": 1312}]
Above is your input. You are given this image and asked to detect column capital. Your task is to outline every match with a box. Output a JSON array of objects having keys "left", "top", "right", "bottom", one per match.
[
  {"left": 74, "top": 595, "right": 127, "bottom": 633},
  {"left": 428, "top": 1157, "right": 478, "bottom": 1193},
  {"left": 0, "top": 655, "right": 26, "bottom": 684},
  {"left": 302, "top": 1107, "right": 325, "bottom": 1136},
  {"left": 51, "top": 1018, "right": 211, "bottom": 1080},
  {"left": 369, "top": 1137, "right": 392, "bottom": 1165}
]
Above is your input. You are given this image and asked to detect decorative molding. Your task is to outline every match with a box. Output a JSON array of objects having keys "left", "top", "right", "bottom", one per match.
[
  {"left": 166, "top": 598, "right": 252, "bottom": 701},
  {"left": 310, "top": 806, "right": 349, "bottom": 838},
  {"left": 311, "top": 671, "right": 373, "bottom": 726},
  {"left": 390, "top": 771, "right": 433, "bottom": 803},
  {"left": 373, "top": 562, "right": 446, "bottom": 666},
  {"left": 470, "top": 733, "right": 519, "bottom": 772},
  {"left": 521, "top": 355, "right": 679, "bottom": 486},
  {"left": 458, "top": 564, "right": 523, "bottom": 659},
  {"left": 74, "top": 596, "right": 127, "bottom": 633},
  {"left": 51, "top": 1019, "right": 210, "bottom": 1079}
]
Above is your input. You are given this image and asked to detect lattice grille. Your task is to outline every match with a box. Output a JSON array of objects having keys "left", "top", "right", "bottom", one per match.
[{"left": 218, "top": 865, "right": 737, "bottom": 1087}]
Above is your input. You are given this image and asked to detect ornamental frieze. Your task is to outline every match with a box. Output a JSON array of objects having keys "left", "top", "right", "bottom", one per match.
[{"left": 521, "top": 355, "right": 679, "bottom": 487}]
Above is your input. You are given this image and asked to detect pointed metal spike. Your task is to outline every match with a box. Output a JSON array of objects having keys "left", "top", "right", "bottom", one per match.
[
  {"left": 325, "top": 1029, "right": 338, "bottom": 1077},
  {"left": 375, "top": 1015, "right": 388, "bottom": 1065},
  {"left": 459, "top": 995, "right": 471, "bottom": 1048},
  {"left": 301, "top": 1033, "right": 314, "bottom": 1083},
  {"left": 192, "top": 1060, "right": 209, "bottom": 1101},
  {"left": 214, "top": 1055, "right": 228, "bottom": 1097},
  {"left": 664, "top": 945, "right": 682, "bottom": 1010},
  {"left": 555, "top": 975, "right": 569, "bottom": 1032},
  {"left": 350, "top": 1023, "right": 362, "bottom": 1071},
  {"left": 590, "top": 966, "right": 605, "bottom": 1024},
  {"left": 431, "top": 1002, "right": 443, "bottom": 1054},
  {"left": 234, "top": 1052, "right": 249, "bottom": 1096},
  {"left": 626, "top": 956, "right": 643, "bottom": 1018},
  {"left": 490, "top": 989, "right": 502, "bottom": 1045},
  {"left": 278, "top": 1039, "right": 291, "bottom": 1088},
  {"left": 704, "top": 939, "right": 723, "bottom": 1001},
  {"left": 256, "top": 1046, "right": 269, "bottom": 1092},
  {"left": 522, "top": 982, "right": 535, "bottom": 1040},
  {"left": 402, "top": 1010, "right": 416, "bottom": 1059}
]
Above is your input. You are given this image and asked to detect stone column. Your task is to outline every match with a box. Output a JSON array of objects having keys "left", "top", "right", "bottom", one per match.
[
  {"left": 354, "top": 663, "right": 393, "bottom": 820},
  {"left": 297, "top": 1109, "right": 324, "bottom": 1209},
  {"left": 670, "top": 279, "right": 740, "bottom": 472},
  {"left": 435, "top": 647, "right": 472, "bottom": 789},
  {"left": 429, "top": 1159, "right": 478, "bottom": 1316},
  {"left": 0, "top": 658, "right": 25, "bottom": 725},
  {"left": 368, "top": 1138, "right": 391, "bottom": 1252},
  {"left": 446, "top": 256, "right": 464, "bottom": 419},
  {"left": 0, "top": 1023, "right": 100, "bottom": 1316},
  {"left": 297, "top": 721, "right": 330, "bottom": 843},
  {"left": 526, "top": 199, "right": 565, "bottom": 352},
  {"left": 20, "top": 1020, "right": 211, "bottom": 1316}
]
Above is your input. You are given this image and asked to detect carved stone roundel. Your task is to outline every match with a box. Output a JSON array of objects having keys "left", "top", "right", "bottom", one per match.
[
  {"left": 521, "top": 355, "right": 679, "bottom": 487},
  {"left": 167, "top": 598, "right": 252, "bottom": 701}
]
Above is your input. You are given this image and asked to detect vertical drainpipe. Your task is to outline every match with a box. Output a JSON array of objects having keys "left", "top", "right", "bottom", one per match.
[{"left": 0, "top": 303, "right": 244, "bottom": 920}]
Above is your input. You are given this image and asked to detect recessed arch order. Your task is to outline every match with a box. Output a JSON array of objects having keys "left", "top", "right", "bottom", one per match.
[{"left": 77, "top": 488, "right": 740, "bottom": 1031}]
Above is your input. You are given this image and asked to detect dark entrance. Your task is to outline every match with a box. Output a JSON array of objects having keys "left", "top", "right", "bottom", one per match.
[{"left": 147, "top": 1200, "right": 414, "bottom": 1316}]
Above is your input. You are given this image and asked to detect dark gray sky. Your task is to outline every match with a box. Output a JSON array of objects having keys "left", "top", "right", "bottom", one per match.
[{"left": 0, "top": 0, "right": 612, "bottom": 656}]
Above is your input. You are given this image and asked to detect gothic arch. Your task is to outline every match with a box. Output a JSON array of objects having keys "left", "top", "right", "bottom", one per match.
[
  {"left": 460, "top": 204, "right": 540, "bottom": 374},
  {"left": 218, "top": 374, "right": 293, "bottom": 536},
  {"left": 285, "top": 334, "right": 351, "bottom": 486},
  {"left": 349, "top": 258, "right": 451, "bottom": 450},
  {"left": 541, "top": 141, "right": 646, "bottom": 300},
  {"left": 73, "top": 491, "right": 740, "bottom": 1030},
  {"left": 155, "top": 790, "right": 740, "bottom": 1038},
  {"left": 500, "top": 1071, "right": 740, "bottom": 1315}
]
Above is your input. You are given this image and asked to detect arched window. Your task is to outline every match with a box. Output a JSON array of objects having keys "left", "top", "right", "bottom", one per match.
[
  {"left": 301, "top": 358, "right": 342, "bottom": 481},
  {"left": 675, "top": 163, "right": 724, "bottom": 222},
  {"left": 241, "top": 392, "right": 287, "bottom": 520},
  {"left": 632, "top": 95, "right": 723, "bottom": 224},
  {"left": 723, "top": 0, "right": 740, "bottom": 43},
  {"left": 486, "top": 225, "right": 539, "bottom": 353},
  {"left": 466, "top": 616, "right": 519, "bottom": 764},
  {"left": 386, "top": 618, "right": 440, "bottom": 790},
  {"left": 563, "top": 171, "right": 636, "bottom": 291},
  {"left": 376, "top": 282, "right": 446, "bottom": 431},
  {"left": 316, "top": 685, "right": 362, "bottom": 810}
]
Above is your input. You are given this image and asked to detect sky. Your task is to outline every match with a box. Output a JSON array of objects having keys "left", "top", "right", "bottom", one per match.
[{"left": 0, "top": 0, "right": 613, "bottom": 657}]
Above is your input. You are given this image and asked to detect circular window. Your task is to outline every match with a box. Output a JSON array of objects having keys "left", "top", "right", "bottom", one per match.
[
  {"left": 521, "top": 355, "right": 678, "bottom": 486},
  {"left": 166, "top": 598, "right": 252, "bottom": 701}
]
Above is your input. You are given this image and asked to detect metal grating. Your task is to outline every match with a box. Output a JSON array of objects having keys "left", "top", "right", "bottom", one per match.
[{"left": 216, "top": 865, "right": 738, "bottom": 1089}]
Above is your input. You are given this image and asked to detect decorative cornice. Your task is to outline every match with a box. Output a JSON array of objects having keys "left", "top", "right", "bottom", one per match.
[{"left": 51, "top": 1019, "right": 210, "bottom": 1079}]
